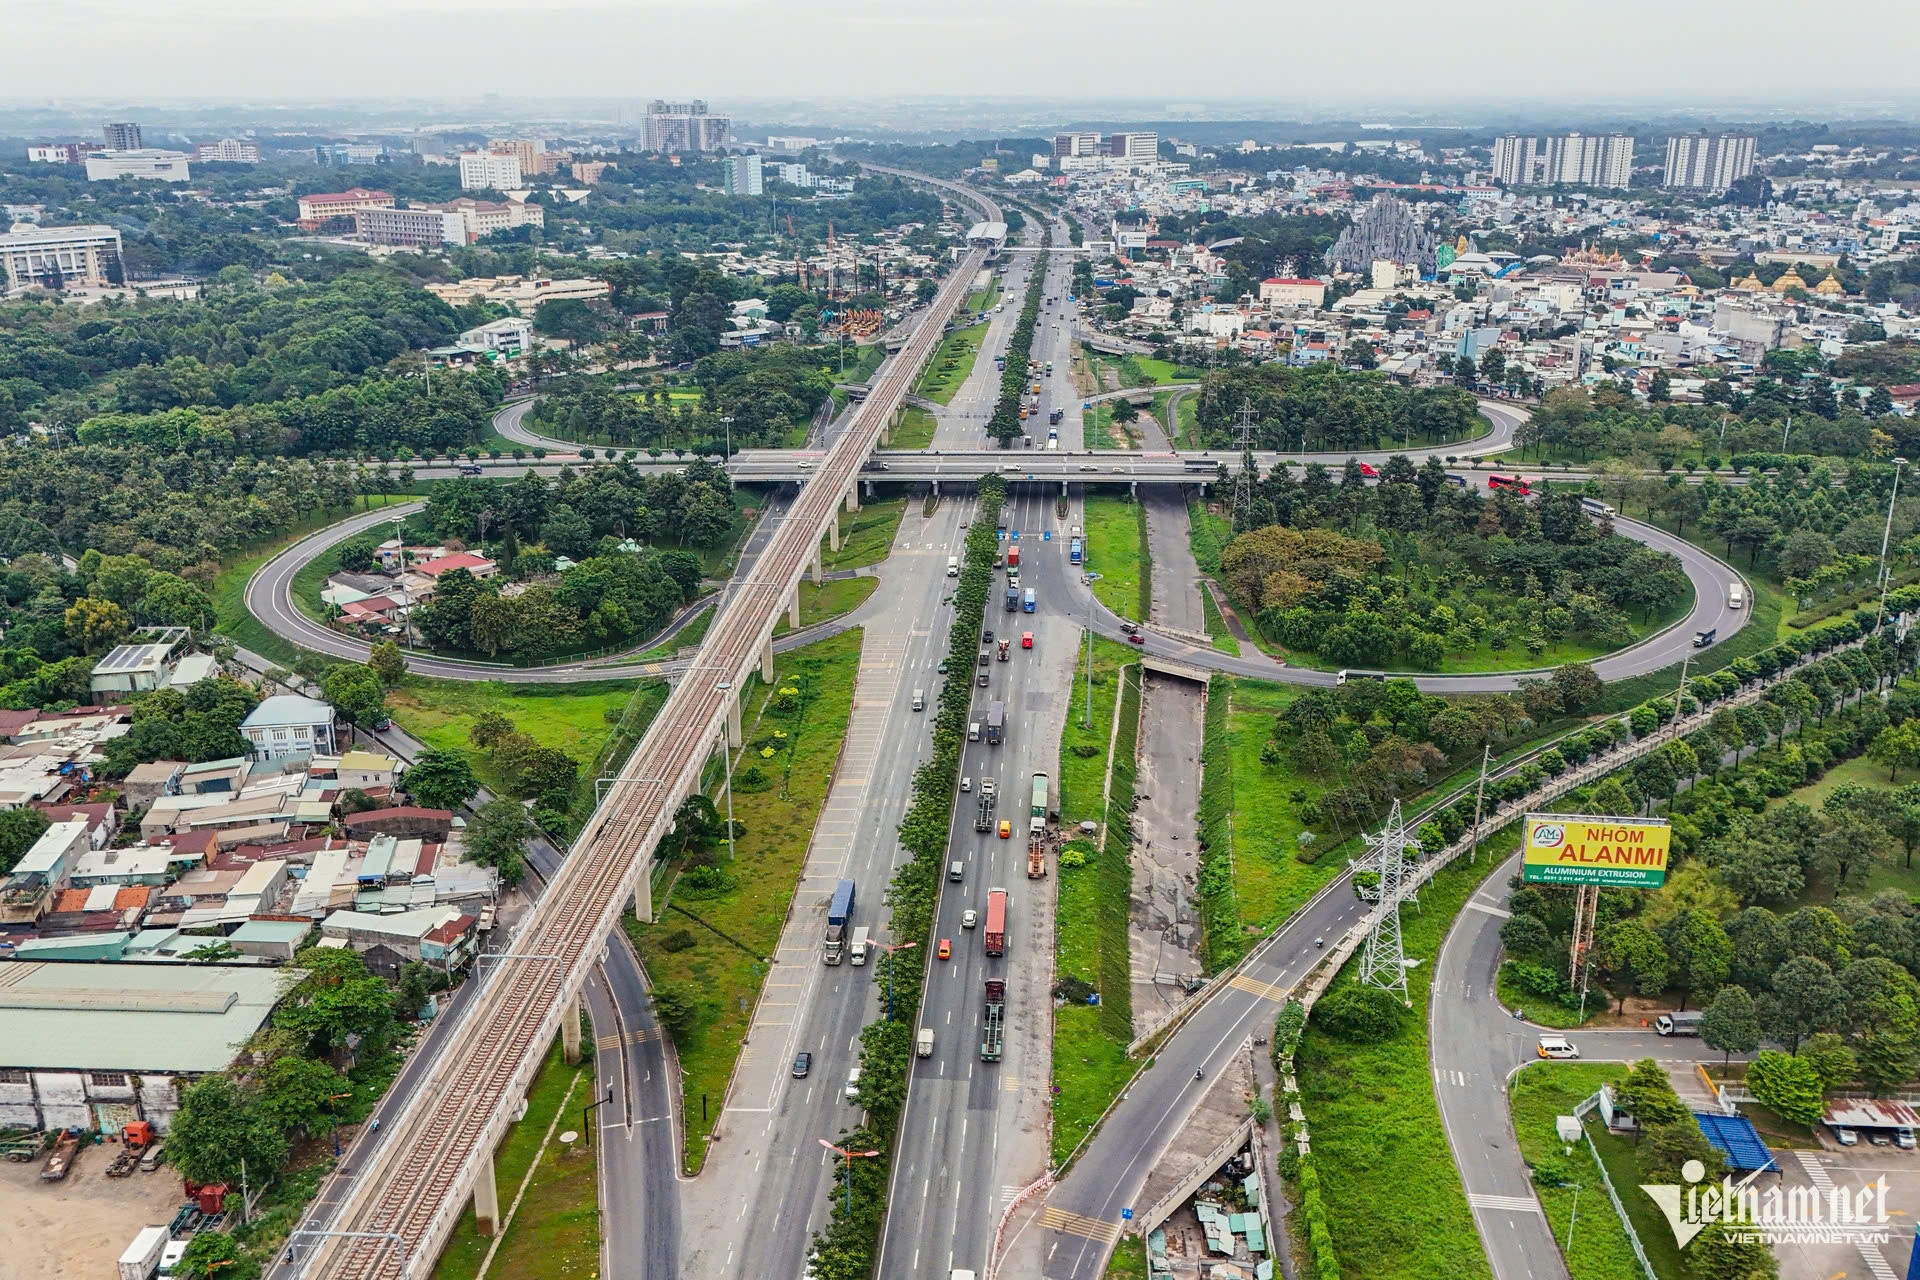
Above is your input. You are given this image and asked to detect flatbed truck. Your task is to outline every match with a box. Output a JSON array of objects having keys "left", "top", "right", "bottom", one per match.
[{"left": 980, "top": 978, "right": 1005, "bottom": 1062}]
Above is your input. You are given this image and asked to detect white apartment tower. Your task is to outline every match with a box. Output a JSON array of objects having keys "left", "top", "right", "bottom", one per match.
[
  {"left": 1490, "top": 133, "right": 1634, "bottom": 189},
  {"left": 1663, "top": 134, "right": 1757, "bottom": 191},
  {"left": 643, "top": 101, "right": 730, "bottom": 153},
  {"left": 458, "top": 151, "right": 523, "bottom": 191}
]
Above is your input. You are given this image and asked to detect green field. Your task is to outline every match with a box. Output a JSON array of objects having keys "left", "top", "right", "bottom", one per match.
[
  {"left": 1057, "top": 635, "right": 1134, "bottom": 825},
  {"left": 772, "top": 574, "right": 879, "bottom": 636},
  {"left": 432, "top": 1033, "right": 597, "bottom": 1280},
  {"left": 1509, "top": 1063, "right": 1647, "bottom": 1280},
  {"left": 1083, "top": 493, "right": 1147, "bottom": 620},
  {"left": 822, "top": 498, "right": 907, "bottom": 572},
  {"left": 1293, "top": 830, "right": 1515, "bottom": 1280},
  {"left": 892, "top": 405, "right": 937, "bottom": 450},
  {"left": 916, "top": 320, "right": 990, "bottom": 405},
  {"left": 385, "top": 678, "right": 656, "bottom": 802},
  {"left": 628, "top": 630, "right": 863, "bottom": 1173}
]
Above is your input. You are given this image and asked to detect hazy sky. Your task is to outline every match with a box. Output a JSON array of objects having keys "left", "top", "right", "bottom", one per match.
[{"left": 9, "top": 0, "right": 1920, "bottom": 111}]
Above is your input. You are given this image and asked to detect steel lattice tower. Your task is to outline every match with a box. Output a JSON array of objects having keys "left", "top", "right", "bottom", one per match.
[
  {"left": 1231, "top": 402, "right": 1258, "bottom": 522},
  {"left": 1358, "top": 800, "right": 1420, "bottom": 1004}
]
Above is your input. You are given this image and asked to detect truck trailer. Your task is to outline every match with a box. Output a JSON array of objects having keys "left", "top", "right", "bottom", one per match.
[
  {"left": 1029, "top": 773, "right": 1049, "bottom": 834},
  {"left": 985, "top": 700, "right": 1006, "bottom": 745},
  {"left": 983, "top": 887, "right": 1008, "bottom": 956},
  {"left": 824, "top": 878, "right": 856, "bottom": 964},
  {"left": 980, "top": 978, "right": 1006, "bottom": 1062}
]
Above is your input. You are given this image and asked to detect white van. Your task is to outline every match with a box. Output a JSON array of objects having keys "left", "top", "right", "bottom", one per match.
[
  {"left": 1729, "top": 584, "right": 1745, "bottom": 610},
  {"left": 968, "top": 722, "right": 981, "bottom": 742},
  {"left": 917, "top": 1027, "right": 935, "bottom": 1058},
  {"left": 912, "top": 689, "right": 925, "bottom": 712},
  {"left": 1536, "top": 1035, "right": 1579, "bottom": 1060},
  {"left": 947, "top": 556, "right": 960, "bottom": 577}
]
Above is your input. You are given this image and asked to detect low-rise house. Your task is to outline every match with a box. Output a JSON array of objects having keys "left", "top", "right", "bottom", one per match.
[
  {"left": 240, "top": 695, "right": 337, "bottom": 762},
  {"left": 121, "top": 760, "right": 183, "bottom": 809},
  {"left": 0, "top": 962, "right": 297, "bottom": 1133},
  {"left": 0, "top": 819, "right": 92, "bottom": 923},
  {"left": 86, "top": 628, "right": 191, "bottom": 702},
  {"left": 318, "top": 906, "right": 477, "bottom": 977},
  {"left": 224, "top": 919, "right": 312, "bottom": 961},
  {"left": 32, "top": 801, "right": 120, "bottom": 849},
  {"left": 343, "top": 806, "right": 454, "bottom": 840}
]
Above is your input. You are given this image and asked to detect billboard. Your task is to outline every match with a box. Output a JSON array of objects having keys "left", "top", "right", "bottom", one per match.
[{"left": 1521, "top": 814, "right": 1671, "bottom": 888}]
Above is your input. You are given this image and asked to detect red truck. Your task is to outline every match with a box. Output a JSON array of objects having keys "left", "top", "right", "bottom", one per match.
[
  {"left": 983, "top": 887, "right": 1007, "bottom": 956},
  {"left": 1006, "top": 544, "right": 1020, "bottom": 570}
]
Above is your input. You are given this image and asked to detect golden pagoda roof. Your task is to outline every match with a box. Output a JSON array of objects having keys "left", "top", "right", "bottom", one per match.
[
  {"left": 1771, "top": 272, "right": 1803, "bottom": 292},
  {"left": 1814, "top": 272, "right": 1844, "bottom": 294},
  {"left": 1733, "top": 273, "right": 1766, "bottom": 290}
]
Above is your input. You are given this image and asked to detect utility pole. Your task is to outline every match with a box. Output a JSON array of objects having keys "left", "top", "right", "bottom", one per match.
[
  {"left": 1670, "top": 655, "right": 1691, "bottom": 739},
  {"left": 1468, "top": 744, "right": 1492, "bottom": 862},
  {"left": 1231, "top": 401, "right": 1257, "bottom": 524},
  {"left": 1877, "top": 457, "right": 1908, "bottom": 631}
]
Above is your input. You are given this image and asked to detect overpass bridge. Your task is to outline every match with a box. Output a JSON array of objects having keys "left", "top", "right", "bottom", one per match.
[{"left": 296, "top": 175, "right": 1003, "bottom": 1280}]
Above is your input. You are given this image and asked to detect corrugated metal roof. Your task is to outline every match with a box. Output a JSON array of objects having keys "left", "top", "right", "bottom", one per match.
[
  {"left": 1824, "top": 1097, "right": 1920, "bottom": 1129},
  {"left": 0, "top": 961, "right": 293, "bottom": 1073}
]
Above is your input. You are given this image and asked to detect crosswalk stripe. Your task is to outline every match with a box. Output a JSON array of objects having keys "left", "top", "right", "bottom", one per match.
[
  {"left": 1226, "top": 973, "right": 1291, "bottom": 1003},
  {"left": 1468, "top": 1192, "right": 1544, "bottom": 1214},
  {"left": 1039, "top": 1206, "right": 1123, "bottom": 1243},
  {"left": 1795, "top": 1151, "right": 1836, "bottom": 1191},
  {"left": 594, "top": 1033, "right": 622, "bottom": 1050},
  {"left": 1861, "top": 1243, "right": 1899, "bottom": 1280},
  {"left": 1002, "top": 1074, "right": 1021, "bottom": 1093}
]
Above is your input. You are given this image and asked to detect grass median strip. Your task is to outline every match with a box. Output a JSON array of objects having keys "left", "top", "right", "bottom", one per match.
[
  {"left": 1057, "top": 635, "right": 1136, "bottom": 825},
  {"left": 891, "top": 405, "right": 936, "bottom": 450},
  {"left": 1509, "top": 1062, "right": 1645, "bottom": 1280},
  {"left": 772, "top": 575, "right": 879, "bottom": 636},
  {"left": 822, "top": 498, "right": 908, "bottom": 572},
  {"left": 628, "top": 629, "right": 863, "bottom": 1175},
  {"left": 1083, "top": 493, "right": 1145, "bottom": 621}
]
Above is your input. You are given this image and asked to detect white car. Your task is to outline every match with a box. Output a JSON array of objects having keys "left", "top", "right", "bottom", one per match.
[
  {"left": 1831, "top": 1125, "right": 1859, "bottom": 1147},
  {"left": 1536, "top": 1036, "right": 1579, "bottom": 1060},
  {"left": 962, "top": 909, "right": 978, "bottom": 929},
  {"left": 960, "top": 776, "right": 972, "bottom": 793}
]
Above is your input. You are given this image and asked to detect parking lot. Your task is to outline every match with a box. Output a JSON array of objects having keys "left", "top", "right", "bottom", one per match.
[
  {"left": 0, "top": 1148, "right": 183, "bottom": 1280},
  {"left": 1770, "top": 1138, "right": 1920, "bottom": 1280}
]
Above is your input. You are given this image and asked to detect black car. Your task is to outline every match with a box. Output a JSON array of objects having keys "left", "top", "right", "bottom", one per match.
[
  {"left": 458, "top": 465, "right": 484, "bottom": 476},
  {"left": 792, "top": 1051, "right": 812, "bottom": 1078},
  {"left": 983, "top": 630, "right": 995, "bottom": 644}
]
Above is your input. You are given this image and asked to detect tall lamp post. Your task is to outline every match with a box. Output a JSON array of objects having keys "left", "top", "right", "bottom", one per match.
[
  {"left": 867, "top": 938, "right": 918, "bottom": 1021},
  {"left": 818, "top": 1139, "right": 881, "bottom": 1219},
  {"left": 1877, "top": 457, "right": 1909, "bottom": 631}
]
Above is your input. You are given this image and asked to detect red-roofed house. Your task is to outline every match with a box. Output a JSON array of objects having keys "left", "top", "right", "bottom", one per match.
[
  {"left": 1259, "top": 277, "right": 1327, "bottom": 308},
  {"left": 412, "top": 552, "right": 497, "bottom": 581},
  {"left": 296, "top": 188, "right": 394, "bottom": 230},
  {"left": 1888, "top": 385, "right": 1920, "bottom": 415}
]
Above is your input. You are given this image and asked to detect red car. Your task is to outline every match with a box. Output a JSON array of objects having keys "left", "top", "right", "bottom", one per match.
[
  {"left": 938, "top": 938, "right": 952, "bottom": 960},
  {"left": 1127, "top": 632, "right": 1145, "bottom": 645},
  {"left": 1359, "top": 462, "right": 1378, "bottom": 478},
  {"left": 1021, "top": 631, "right": 1034, "bottom": 649}
]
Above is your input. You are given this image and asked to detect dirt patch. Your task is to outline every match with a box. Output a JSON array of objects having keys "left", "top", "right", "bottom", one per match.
[{"left": 0, "top": 1146, "right": 186, "bottom": 1280}]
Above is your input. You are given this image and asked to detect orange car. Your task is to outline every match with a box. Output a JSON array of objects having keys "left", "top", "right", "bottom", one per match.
[
  {"left": 998, "top": 820, "right": 1012, "bottom": 839},
  {"left": 938, "top": 938, "right": 952, "bottom": 960}
]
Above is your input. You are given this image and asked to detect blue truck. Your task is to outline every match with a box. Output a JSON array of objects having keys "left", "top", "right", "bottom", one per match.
[
  {"left": 1069, "top": 537, "right": 1083, "bottom": 564},
  {"left": 1005, "top": 586, "right": 1019, "bottom": 612},
  {"left": 824, "top": 878, "right": 855, "bottom": 964},
  {"left": 1022, "top": 587, "right": 1036, "bottom": 613}
]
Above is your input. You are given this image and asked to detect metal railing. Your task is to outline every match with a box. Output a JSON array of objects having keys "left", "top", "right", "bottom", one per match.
[{"left": 1573, "top": 1091, "right": 1659, "bottom": 1280}]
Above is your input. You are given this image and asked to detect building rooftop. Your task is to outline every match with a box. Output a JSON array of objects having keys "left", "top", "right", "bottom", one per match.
[
  {"left": 0, "top": 961, "right": 297, "bottom": 1073},
  {"left": 242, "top": 695, "right": 333, "bottom": 730}
]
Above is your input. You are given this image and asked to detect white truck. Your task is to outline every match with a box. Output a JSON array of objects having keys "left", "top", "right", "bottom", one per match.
[
  {"left": 118, "top": 1227, "right": 168, "bottom": 1280},
  {"left": 850, "top": 925, "right": 871, "bottom": 966}
]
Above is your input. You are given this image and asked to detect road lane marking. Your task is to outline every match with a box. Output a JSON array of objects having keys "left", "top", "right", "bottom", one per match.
[
  {"left": 1226, "top": 973, "right": 1292, "bottom": 1003},
  {"left": 1039, "top": 1206, "right": 1124, "bottom": 1243},
  {"left": 1467, "top": 1193, "right": 1544, "bottom": 1214}
]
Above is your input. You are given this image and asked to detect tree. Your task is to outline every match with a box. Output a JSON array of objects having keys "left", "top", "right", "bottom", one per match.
[
  {"left": 1762, "top": 955, "right": 1844, "bottom": 1052},
  {"left": 321, "top": 663, "right": 386, "bottom": 730},
  {"left": 1613, "top": 1058, "right": 1693, "bottom": 1130},
  {"left": 1699, "top": 985, "right": 1761, "bottom": 1066},
  {"left": 469, "top": 709, "right": 515, "bottom": 748},
  {"left": 1798, "top": 1032, "right": 1858, "bottom": 1093},
  {"left": 257, "top": 1054, "right": 351, "bottom": 1138},
  {"left": 1312, "top": 986, "right": 1405, "bottom": 1041},
  {"left": 0, "top": 807, "right": 50, "bottom": 876},
  {"left": 173, "top": 1233, "right": 243, "bottom": 1280},
  {"left": 1870, "top": 720, "right": 1920, "bottom": 781},
  {"left": 1640, "top": 1120, "right": 1722, "bottom": 1184},
  {"left": 1500, "top": 912, "right": 1554, "bottom": 960},
  {"left": 652, "top": 979, "right": 700, "bottom": 1042},
  {"left": 1744, "top": 1049, "right": 1826, "bottom": 1125},
  {"left": 63, "top": 596, "right": 130, "bottom": 653},
  {"left": 1690, "top": 1222, "right": 1779, "bottom": 1280},
  {"left": 1110, "top": 396, "right": 1139, "bottom": 425},
  {"left": 1599, "top": 919, "right": 1671, "bottom": 1007},
  {"left": 1648, "top": 369, "right": 1672, "bottom": 402},
  {"left": 368, "top": 640, "right": 407, "bottom": 686},
  {"left": 400, "top": 748, "right": 479, "bottom": 812},
  {"left": 276, "top": 948, "right": 397, "bottom": 1059},
  {"left": 1661, "top": 909, "right": 1732, "bottom": 1010},
  {"left": 464, "top": 798, "right": 533, "bottom": 886},
  {"left": 166, "top": 1073, "right": 288, "bottom": 1189}
]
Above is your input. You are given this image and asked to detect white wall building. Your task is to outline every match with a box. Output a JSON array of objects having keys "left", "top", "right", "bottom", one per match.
[
  {"left": 239, "top": 695, "right": 336, "bottom": 762},
  {"left": 1664, "top": 134, "right": 1757, "bottom": 191},
  {"left": 0, "top": 224, "right": 124, "bottom": 291},
  {"left": 458, "top": 151, "right": 523, "bottom": 191},
  {"left": 194, "top": 138, "right": 260, "bottom": 164},
  {"left": 85, "top": 150, "right": 191, "bottom": 183},
  {"left": 722, "top": 154, "right": 763, "bottom": 196}
]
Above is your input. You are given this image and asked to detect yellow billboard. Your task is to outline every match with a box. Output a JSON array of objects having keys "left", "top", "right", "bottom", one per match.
[{"left": 1521, "top": 815, "right": 1671, "bottom": 888}]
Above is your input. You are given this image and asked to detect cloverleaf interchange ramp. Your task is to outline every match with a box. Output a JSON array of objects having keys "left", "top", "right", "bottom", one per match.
[{"left": 295, "top": 185, "right": 1001, "bottom": 1278}]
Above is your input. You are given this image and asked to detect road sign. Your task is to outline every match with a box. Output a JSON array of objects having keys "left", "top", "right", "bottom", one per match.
[
  {"left": 1521, "top": 814, "right": 1671, "bottom": 888},
  {"left": 1121, "top": 1208, "right": 1133, "bottom": 1221}
]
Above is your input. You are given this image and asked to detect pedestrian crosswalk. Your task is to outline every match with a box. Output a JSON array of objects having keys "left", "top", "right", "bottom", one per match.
[
  {"left": 1794, "top": 1150, "right": 1836, "bottom": 1191},
  {"left": 1226, "top": 973, "right": 1292, "bottom": 1003},
  {"left": 1467, "top": 1192, "right": 1544, "bottom": 1215},
  {"left": 594, "top": 1027, "right": 659, "bottom": 1051},
  {"left": 1860, "top": 1243, "right": 1899, "bottom": 1280},
  {"left": 1002, "top": 1073, "right": 1022, "bottom": 1094},
  {"left": 1039, "top": 1205, "right": 1123, "bottom": 1243}
]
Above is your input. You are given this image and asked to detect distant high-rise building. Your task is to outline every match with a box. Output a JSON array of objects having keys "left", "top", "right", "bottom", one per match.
[
  {"left": 1052, "top": 132, "right": 1102, "bottom": 158},
  {"left": 643, "top": 101, "right": 729, "bottom": 153},
  {"left": 1490, "top": 133, "right": 1633, "bottom": 188},
  {"left": 458, "top": 151, "right": 523, "bottom": 191},
  {"left": 26, "top": 142, "right": 103, "bottom": 166},
  {"left": 315, "top": 142, "right": 389, "bottom": 167},
  {"left": 1105, "top": 132, "right": 1158, "bottom": 161},
  {"left": 1664, "top": 133, "right": 1757, "bottom": 191},
  {"left": 194, "top": 138, "right": 260, "bottom": 164},
  {"left": 722, "top": 154, "right": 764, "bottom": 196},
  {"left": 0, "top": 224, "right": 124, "bottom": 290},
  {"left": 102, "top": 122, "right": 142, "bottom": 151},
  {"left": 488, "top": 138, "right": 545, "bottom": 176}
]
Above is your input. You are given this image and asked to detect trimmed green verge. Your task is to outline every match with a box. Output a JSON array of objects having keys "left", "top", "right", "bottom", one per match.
[
  {"left": 772, "top": 575, "right": 879, "bottom": 636},
  {"left": 1057, "top": 636, "right": 1135, "bottom": 825},
  {"left": 1083, "top": 493, "right": 1147, "bottom": 621},
  {"left": 822, "top": 498, "right": 908, "bottom": 572},
  {"left": 1509, "top": 1062, "right": 1645, "bottom": 1280}
]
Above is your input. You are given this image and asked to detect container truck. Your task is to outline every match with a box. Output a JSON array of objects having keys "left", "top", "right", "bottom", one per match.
[
  {"left": 850, "top": 925, "right": 870, "bottom": 966},
  {"left": 824, "top": 878, "right": 856, "bottom": 964},
  {"left": 985, "top": 700, "right": 1005, "bottom": 745},
  {"left": 1007, "top": 545, "right": 1020, "bottom": 570},
  {"left": 980, "top": 978, "right": 1005, "bottom": 1062},
  {"left": 118, "top": 1226, "right": 168, "bottom": 1280},
  {"left": 974, "top": 791, "right": 995, "bottom": 832},
  {"left": 1005, "top": 586, "right": 1019, "bottom": 612},
  {"left": 983, "top": 888, "right": 1008, "bottom": 957},
  {"left": 1030, "top": 773, "right": 1049, "bottom": 835},
  {"left": 996, "top": 639, "right": 1010, "bottom": 661},
  {"left": 1027, "top": 833, "right": 1047, "bottom": 879}
]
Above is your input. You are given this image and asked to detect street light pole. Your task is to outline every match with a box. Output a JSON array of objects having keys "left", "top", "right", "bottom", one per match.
[
  {"left": 869, "top": 939, "right": 918, "bottom": 1021},
  {"left": 1082, "top": 587, "right": 1094, "bottom": 730},
  {"left": 817, "top": 1139, "right": 880, "bottom": 1219},
  {"left": 1877, "top": 457, "right": 1908, "bottom": 632}
]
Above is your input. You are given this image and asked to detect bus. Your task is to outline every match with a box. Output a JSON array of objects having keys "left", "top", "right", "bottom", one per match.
[
  {"left": 1183, "top": 456, "right": 1220, "bottom": 471},
  {"left": 1487, "top": 474, "right": 1532, "bottom": 495}
]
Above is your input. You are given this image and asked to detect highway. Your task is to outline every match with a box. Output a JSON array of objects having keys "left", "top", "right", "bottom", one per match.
[{"left": 293, "top": 174, "right": 1001, "bottom": 1277}]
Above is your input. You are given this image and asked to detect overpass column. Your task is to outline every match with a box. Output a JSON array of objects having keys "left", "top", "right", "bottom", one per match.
[
  {"left": 1061, "top": 479, "right": 1068, "bottom": 497},
  {"left": 761, "top": 634, "right": 775, "bottom": 682},
  {"left": 788, "top": 587, "right": 802, "bottom": 630},
  {"left": 473, "top": 1150, "right": 501, "bottom": 1236},
  {"left": 810, "top": 546, "right": 823, "bottom": 585},
  {"left": 727, "top": 696, "right": 743, "bottom": 749},
  {"left": 845, "top": 485, "right": 860, "bottom": 513},
  {"left": 562, "top": 997, "right": 582, "bottom": 1066},
  {"left": 1130, "top": 480, "right": 1137, "bottom": 498},
  {"left": 827, "top": 514, "right": 841, "bottom": 553}
]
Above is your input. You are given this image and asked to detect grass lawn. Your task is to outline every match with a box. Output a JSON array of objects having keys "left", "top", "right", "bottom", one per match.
[
  {"left": 1509, "top": 1062, "right": 1646, "bottom": 1280},
  {"left": 634, "top": 604, "right": 713, "bottom": 661},
  {"left": 628, "top": 630, "right": 863, "bottom": 1174},
  {"left": 892, "top": 405, "right": 937, "bottom": 450},
  {"left": 385, "top": 678, "right": 655, "bottom": 801},
  {"left": 772, "top": 574, "right": 879, "bottom": 636},
  {"left": 1057, "top": 635, "right": 1134, "bottom": 825},
  {"left": 212, "top": 496, "right": 414, "bottom": 665},
  {"left": 1187, "top": 499, "right": 1231, "bottom": 576},
  {"left": 916, "top": 320, "right": 990, "bottom": 405},
  {"left": 1102, "top": 1237, "right": 1150, "bottom": 1280},
  {"left": 1052, "top": 1003, "right": 1139, "bottom": 1168},
  {"left": 1173, "top": 393, "right": 1199, "bottom": 449},
  {"left": 1293, "top": 829, "right": 1515, "bottom": 1280},
  {"left": 1497, "top": 962, "right": 1602, "bottom": 1028},
  {"left": 432, "top": 1033, "right": 595, "bottom": 1280},
  {"left": 1772, "top": 751, "right": 1920, "bottom": 899},
  {"left": 1082, "top": 402, "right": 1121, "bottom": 449},
  {"left": 823, "top": 498, "right": 907, "bottom": 572},
  {"left": 1199, "top": 588, "right": 1240, "bottom": 655},
  {"left": 1083, "top": 493, "right": 1147, "bottom": 621},
  {"left": 1589, "top": 1123, "right": 1700, "bottom": 1279}
]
